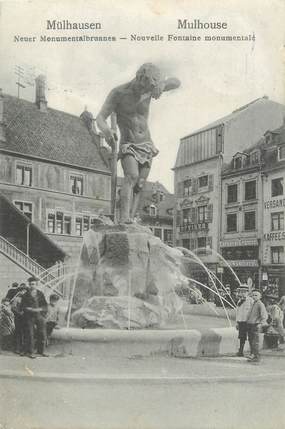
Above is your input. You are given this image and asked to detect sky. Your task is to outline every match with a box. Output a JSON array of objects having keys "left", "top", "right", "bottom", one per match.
[{"left": 0, "top": 0, "right": 284, "bottom": 192}]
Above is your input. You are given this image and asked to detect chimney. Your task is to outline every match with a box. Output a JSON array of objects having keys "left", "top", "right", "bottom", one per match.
[
  {"left": 35, "top": 75, "right": 47, "bottom": 112},
  {"left": 0, "top": 89, "right": 6, "bottom": 142}
]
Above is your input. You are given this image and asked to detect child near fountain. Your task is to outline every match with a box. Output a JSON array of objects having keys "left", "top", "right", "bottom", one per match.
[
  {"left": 45, "top": 294, "right": 60, "bottom": 344},
  {"left": 236, "top": 285, "right": 253, "bottom": 357}
]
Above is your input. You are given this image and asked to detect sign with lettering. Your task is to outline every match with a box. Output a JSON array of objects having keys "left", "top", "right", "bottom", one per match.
[
  {"left": 264, "top": 231, "right": 285, "bottom": 241},
  {"left": 228, "top": 260, "right": 259, "bottom": 267},
  {"left": 264, "top": 198, "right": 285, "bottom": 210},
  {"left": 220, "top": 239, "right": 258, "bottom": 247}
]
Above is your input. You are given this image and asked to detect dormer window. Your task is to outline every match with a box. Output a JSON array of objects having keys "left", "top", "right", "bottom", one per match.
[
  {"left": 250, "top": 151, "right": 259, "bottom": 165},
  {"left": 234, "top": 156, "right": 242, "bottom": 169}
]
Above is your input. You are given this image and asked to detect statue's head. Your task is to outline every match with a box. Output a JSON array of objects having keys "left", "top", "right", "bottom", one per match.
[{"left": 135, "top": 63, "right": 162, "bottom": 93}]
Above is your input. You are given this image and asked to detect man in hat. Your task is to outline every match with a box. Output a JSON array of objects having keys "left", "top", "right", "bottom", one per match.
[
  {"left": 236, "top": 284, "right": 253, "bottom": 356},
  {"left": 246, "top": 289, "right": 268, "bottom": 363},
  {"left": 21, "top": 276, "right": 48, "bottom": 358}
]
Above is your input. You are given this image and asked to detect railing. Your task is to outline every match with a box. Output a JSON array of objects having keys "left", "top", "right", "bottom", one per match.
[{"left": 0, "top": 235, "right": 62, "bottom": 295}]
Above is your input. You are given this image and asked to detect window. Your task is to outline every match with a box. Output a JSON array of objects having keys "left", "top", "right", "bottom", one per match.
[
  {"left": 271, "top": 212, "right": 284, "bottom": 231},
  {"left": 83, "top": 216, "right": 90, "bottom": 232},
  {"left": 48, "top": 212, "right": 71, "bottom": 235},
  {"left": 271, "top": 246, "right": 284, "bottom": 264},
  {"left": 245, "top": 180, "right": 256, "bottom": 200},
  {"left": 16, "top": 165, "right": 32, "bottom": 186},
  {"left": 250, "top": 151, "right": 259, "bottom": 165},
  {"left": 197, "top": 237, "right": 207, "bottom": 254},
  {"left": 272, "top": 178, "right": 284, "bottom": 197},
  {"left": 48, "top": 213, "right": 55, "bottom": 233},
  {"left": 154, "top": 228, "right": 162, "bottom": 239},
  {"left": 56, "top": 212, "right": 63, "bottom": 234},
  {"left": 244, "top": 211, "right": 256, "bottom": 231},
  {"left": 70, "top": 175, "right": 83, "bottom": 195},
  {"left": 64, "top": 216, "right": 71, "bottom": 235},
  {"left": 198, "top": 175, "right": 208, "bottom": 189},
  {"left": 149, "top": 205, "right": 157, "bottom": 216},
  {"left": 234, "top": 157, "right": 242, "bottom": 169},
  {"left": 182, "top": 208, "right": 191, "bottom": 224},
  {"left": 278, "top": 145, "right": 285, "bottom": 161},
  {"left": 163, "top": 229, "right": 173, "bottom": 243},
  {"left": 198, "top": 205, "right": 207, "bottom": 223},
  {"left": 182, "top": 239, "right": 190, "bottom": 250},
  {"left": 183, "top": 179, "right": 192, "bottom": 196},
  {"left": 227, "top": 184, "right": 238, "bottom": 203},
  {"left": 14, "top": 201, "right": 33, "bottom": 221},
  {"left": 75, "top": 217, "right": 83, "bottom": 236},
  {"left": 227, "top": 213, "right": 237, "bottom": 232}
]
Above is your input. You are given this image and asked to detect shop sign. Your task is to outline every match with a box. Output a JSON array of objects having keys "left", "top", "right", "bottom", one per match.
[
  {"left": 220, "top": 239, "right": 258, "bottom": 247},
  {"left": 264, "top": 198, "right": 285, "bottom": 210},
  {"left": 264, "top": 231, "right": 285, "bottom": 241},
  {"left": 228, "top": 259, "right": 259, "bottom": 267}
]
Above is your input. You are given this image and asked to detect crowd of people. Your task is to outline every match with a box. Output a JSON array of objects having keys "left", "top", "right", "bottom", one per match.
[
  {"left": 235, "top": 284, "right": 285, "bottom": 363},
  {"left": 0, "top": 276, "right": 60, "bottom": 358}
]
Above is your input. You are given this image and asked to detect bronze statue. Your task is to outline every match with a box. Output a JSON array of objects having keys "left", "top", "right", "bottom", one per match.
[{"left": 96, "top": 63, "right": 180, "bottom": 223}]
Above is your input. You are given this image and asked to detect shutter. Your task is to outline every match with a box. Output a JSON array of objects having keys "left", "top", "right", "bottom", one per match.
[
  {"left": 207, "top": 204, "right": 213, "bottom": 222},
  {"left": 206, "top": 236, "right": 212, "bottom": 249},
  {"left": 208, "top": 174, "right": 214, "bottom": 191}
]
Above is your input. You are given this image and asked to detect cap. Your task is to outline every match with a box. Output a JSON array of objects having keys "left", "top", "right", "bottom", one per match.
[
  {"left": 239, "top": 284, "right": 249, "bottom": 290},
  {"left": 27, "top": 276, "right": 38, "bottom": 283}
]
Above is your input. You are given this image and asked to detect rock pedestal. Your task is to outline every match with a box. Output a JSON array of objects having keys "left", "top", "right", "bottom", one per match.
[{"left": 72, "top": 223, "right": 188, "bottom": 329}]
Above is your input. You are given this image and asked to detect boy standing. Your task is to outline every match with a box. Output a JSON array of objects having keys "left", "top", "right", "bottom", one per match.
[{"left": 236, "top": 285, "right": 253, "bottom": 356}]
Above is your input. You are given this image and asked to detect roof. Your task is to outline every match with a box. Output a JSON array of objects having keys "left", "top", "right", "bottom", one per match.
[
  {"left": 0, "top": 193, "right": 66, "bottom": 261},
  {"left": 222, "top": 123, "right": 285, "bottom": 174},
  {"left": 181, "top": 97, "right": 272, "bottom": 140},
  {"left": 1, "top": 94, "right": 110, "bottom": 173},
  {"left": 175, "top": 97, "right": 285, "bottom": 169}
]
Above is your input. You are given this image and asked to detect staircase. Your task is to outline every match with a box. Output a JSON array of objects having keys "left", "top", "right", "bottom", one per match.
[{"left": 0, "top": 235, "right": 63, "bottom": 296}]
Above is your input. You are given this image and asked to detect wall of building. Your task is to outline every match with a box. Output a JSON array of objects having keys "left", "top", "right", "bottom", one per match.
[
  {"left": 0, "top": 253, "right": 29, "bottom": 299},
  {"left": 174, "top": 156, "right": 222, "bottom": 264}
]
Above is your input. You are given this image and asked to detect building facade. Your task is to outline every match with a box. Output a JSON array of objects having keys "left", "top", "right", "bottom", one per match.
[
  {"left": 174, "top": 97, "right": 285, "bottom": 287},
  {"left": 0, "top": 78, "right": 112, "bottom": 293},
  {"left": 261, "top": 126, "right": 285, "bottom": 296}
]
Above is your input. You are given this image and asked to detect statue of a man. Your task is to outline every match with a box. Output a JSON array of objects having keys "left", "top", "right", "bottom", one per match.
[{"left": 96, "top": 63, "right": 180, "bottom": 223}]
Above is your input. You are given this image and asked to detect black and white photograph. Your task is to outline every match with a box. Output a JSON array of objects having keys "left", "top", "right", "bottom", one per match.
[{"left": 0, "top": 1, "right": 284, "bottom": 428}]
